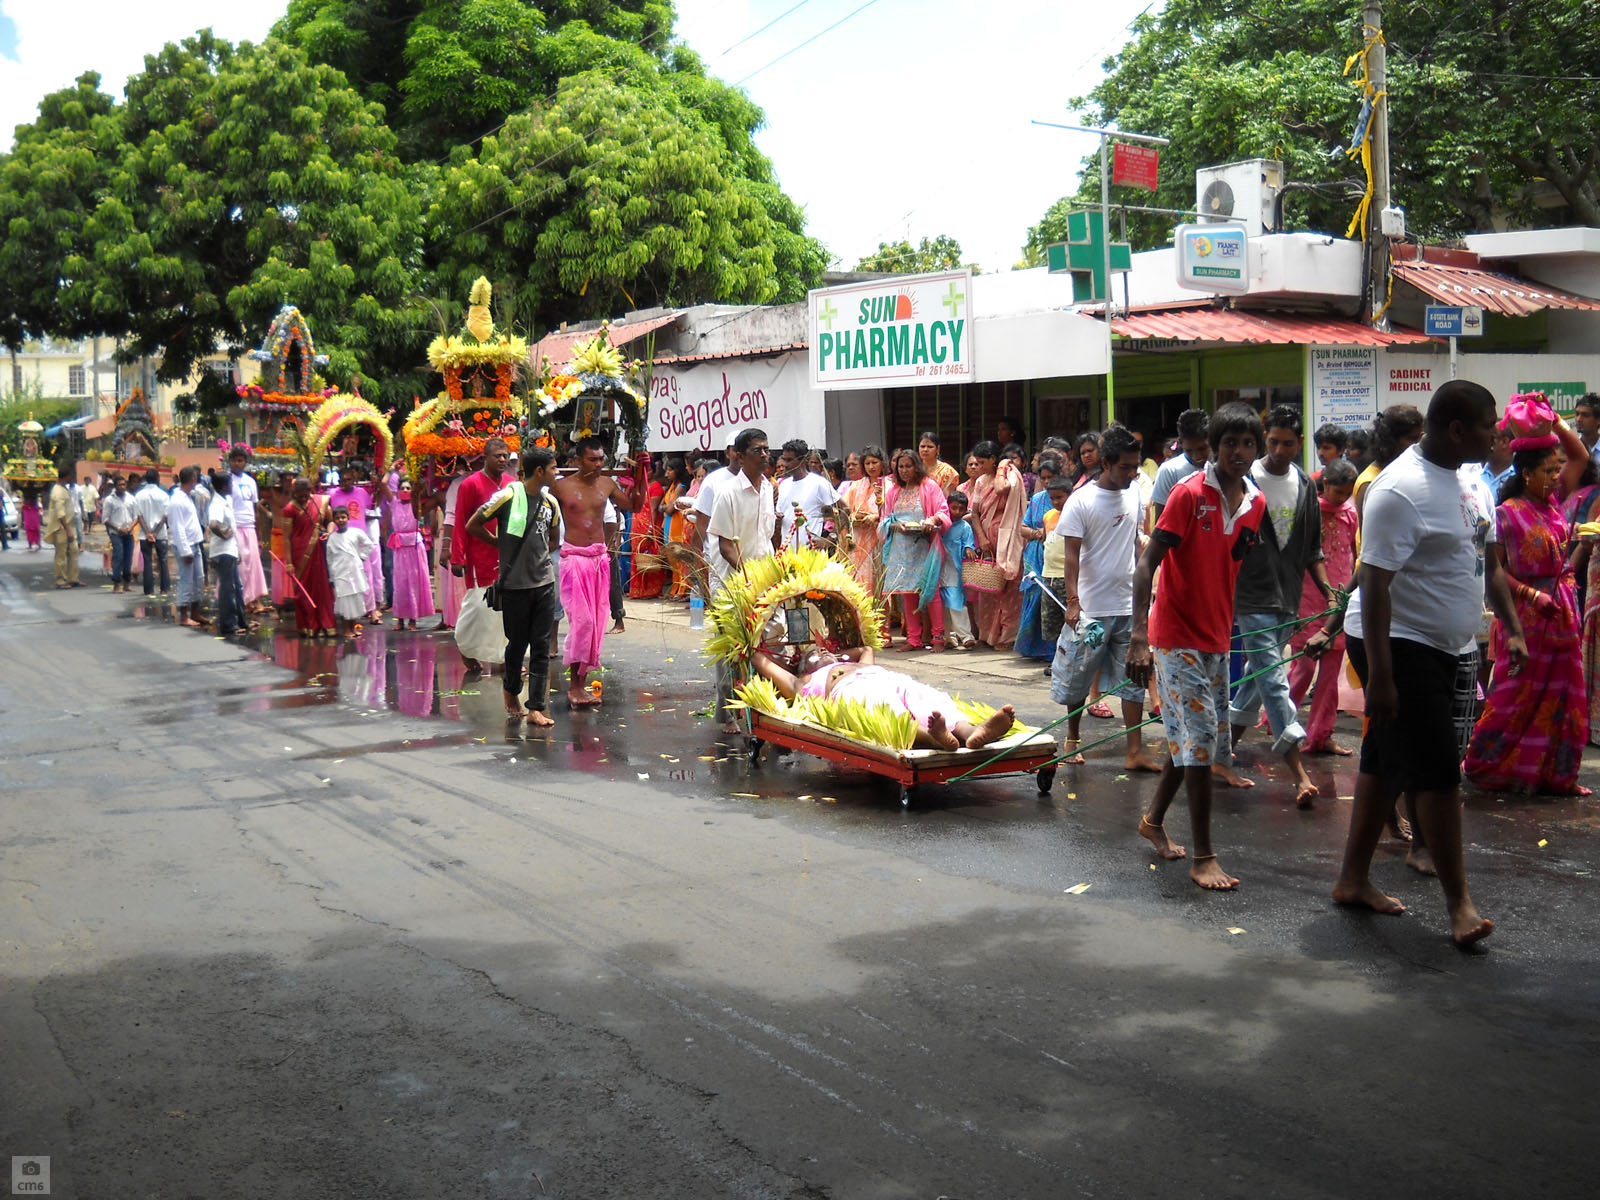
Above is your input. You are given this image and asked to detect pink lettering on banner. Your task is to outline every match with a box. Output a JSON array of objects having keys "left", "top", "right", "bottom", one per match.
[{"left": 653, "top": 370, "right": 769, "bottom": 451}]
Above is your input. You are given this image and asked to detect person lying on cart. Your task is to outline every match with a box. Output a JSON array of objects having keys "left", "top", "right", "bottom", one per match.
[{"left": 750, "top": 646, "right": 1017, "bottom": 751}]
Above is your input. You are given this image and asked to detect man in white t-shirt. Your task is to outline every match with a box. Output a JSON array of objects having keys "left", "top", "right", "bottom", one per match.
[
  {"left": 774, "top": 439, "right": 837, "bottom": 551},
  {"left": 706, "top": 428, "right": 775, "bottom": 731},
  {"left": 1049, "top": 424, "right": 1160, "bottom": 772},
  {"left": 1325, "top": 379, "right": 1523, "bottom": 948}
]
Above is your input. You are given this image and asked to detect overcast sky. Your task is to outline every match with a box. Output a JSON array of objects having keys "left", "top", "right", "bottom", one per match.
[{"left": 0, "top": 0, "right": 1162, "bottom": 273}]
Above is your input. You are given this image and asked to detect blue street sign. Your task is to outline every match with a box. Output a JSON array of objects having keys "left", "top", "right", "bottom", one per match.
[{"left": 1424, "top": 305, "right": 1485, "bottom": 337}]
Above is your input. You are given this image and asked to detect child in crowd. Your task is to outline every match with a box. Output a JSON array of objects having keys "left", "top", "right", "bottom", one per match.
[
  {"left": 326, "top": 505, "right": 379, "bottom": 637},
  {"left": 939, "top": 490, "right": 977, "bottom": 650},
  {"left": 1128, "top": 403, "right": 1268, "bottom": 891},
  {"left": 1312, "top": 424, "right": 1348, "bottom": 484},
  {"left": 1287, "top": 457, "right": 1359, "bottom": 753},
  {"left": 1037, "top": 475, "right": 1072, "bottom": 647}
]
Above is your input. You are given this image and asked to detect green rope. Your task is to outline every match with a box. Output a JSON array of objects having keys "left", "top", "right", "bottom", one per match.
[{"left": 945, "top": 680, "right": 1133, "bottom": 783}]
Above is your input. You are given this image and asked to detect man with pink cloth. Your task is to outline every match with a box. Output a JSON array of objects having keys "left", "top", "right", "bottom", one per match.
[
  {"left": 226, "top": 448, "right": 271, "bottom": 613},
  {"left": 552, "top": 436, "right": 647, "bottom": 708}
]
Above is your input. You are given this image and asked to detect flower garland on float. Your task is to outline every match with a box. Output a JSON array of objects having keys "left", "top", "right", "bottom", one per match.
[
  {"left": 403, "top": 276, "right": 526, "bottom": 482},
  {"left": 530, "top": 325, "right": 650, "bottom": 453}
]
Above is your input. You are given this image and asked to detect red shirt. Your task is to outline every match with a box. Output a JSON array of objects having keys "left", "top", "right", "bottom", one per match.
[
  {"left": 1148, "top": 466, "right": 1266, "bottom": 653},
  {"left": 451, "top": 469, "right": 509, "bottom": 588}
]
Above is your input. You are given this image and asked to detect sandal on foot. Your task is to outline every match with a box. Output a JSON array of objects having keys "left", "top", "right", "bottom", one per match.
[{"left": 1087, "top": 701, "right": 1114, "bottom": 719}]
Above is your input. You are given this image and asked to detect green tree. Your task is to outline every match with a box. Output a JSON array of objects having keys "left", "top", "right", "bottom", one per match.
[
  {"left": 0, "top": 73, "right": 118, "bottom": 349},
  {"left": 426, "top": 64, "right": 825, "bottom": 331},
  {"left": 276, "top": 0, "right": 677, "bottom": 158},
  {"left": 60, "top": 33, "right": 428, "bottom": 407},
  {"left": 854, "top": 235, "right": 968, "bottom": 275},
  {"left": 1025, "top": 0, "right": 1600, "bottom": 257}
]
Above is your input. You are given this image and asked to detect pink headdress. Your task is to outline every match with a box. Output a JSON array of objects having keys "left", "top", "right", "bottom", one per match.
[{"left": 1500, "top": 391, "right": 1559, "bottom": 452}]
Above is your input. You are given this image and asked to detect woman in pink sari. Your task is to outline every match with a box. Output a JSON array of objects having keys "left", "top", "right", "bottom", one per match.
[
  {"left": 1464, "top": 403, "right": 1591, "bottom": 794},
  {"left": 959, "top": 441, "right": 1025, "bottom": 649},
  {"left": 384, "top": 479, "right": 435, "bottom": 630}
]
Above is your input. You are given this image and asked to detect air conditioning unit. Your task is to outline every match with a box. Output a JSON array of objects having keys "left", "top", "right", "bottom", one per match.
[{"left": 1195, "top": 159, "right": 1285, "bottom": 237}]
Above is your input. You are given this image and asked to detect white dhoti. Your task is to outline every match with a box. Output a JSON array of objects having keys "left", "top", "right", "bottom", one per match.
[
  {"left": 237, "top": 522, "right": 269, "bottom": 604},
  {"left": 454, "top": 585, "right": 505, "bottom": 664}
]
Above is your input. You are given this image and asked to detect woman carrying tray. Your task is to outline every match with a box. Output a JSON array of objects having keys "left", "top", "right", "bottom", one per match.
[
  {"left": 879, "top": 449, "right": 950, "bottom": 651},
  {"left": 750, "top": 645, "right": 1015, "bottom": 751}
]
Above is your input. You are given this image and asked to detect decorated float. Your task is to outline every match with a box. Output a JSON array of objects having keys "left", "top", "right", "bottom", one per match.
[
  {"left": 706, "top": 548, "right": 1055, "bottom": 805},
  {"left": 531, "top": 324, "right": 651, "bottom": 456},
  {"left": 235, "top": 305, "right": 332, "bottom": 476},
  {"left": 403, "top": 277, "right": 526, "bottom": 485},
  {"left": 301, "top": 387, "right": 395, "bottom": 481},
  {"left": 3, "top": 417, "right": 58, "bottom": 489}
]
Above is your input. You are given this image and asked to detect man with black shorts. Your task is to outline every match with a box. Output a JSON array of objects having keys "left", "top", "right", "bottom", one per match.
[{"left": 1329, "top": 379, "right": 1525, "bottom": 948}]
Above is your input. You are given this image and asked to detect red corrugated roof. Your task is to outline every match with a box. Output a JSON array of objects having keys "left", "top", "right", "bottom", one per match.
[
  {"left": 653, "top": 341, "right": 806, "bottom": 365},
  {"left": 1109, "top": 306, "right": 1435, "bottom": 346},
  {"left": 1392, "top": 260, "right": 1600, "bottom": 316},
  {"left": 528, "top": 312, "right": 680, "bottom": 368}
]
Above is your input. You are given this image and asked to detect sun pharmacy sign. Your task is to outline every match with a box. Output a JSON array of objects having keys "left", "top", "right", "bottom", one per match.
[{"left": 809, "top": 270, "right": 975, "bottom": 390}]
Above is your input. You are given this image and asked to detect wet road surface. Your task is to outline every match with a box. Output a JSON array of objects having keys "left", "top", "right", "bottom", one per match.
[{"left": 3, "top": 554, "right": 1598, "bottom": 1198}]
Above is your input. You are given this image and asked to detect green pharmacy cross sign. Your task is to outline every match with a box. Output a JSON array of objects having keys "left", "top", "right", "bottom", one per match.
[{"left": 1046, "top": 210, "right": 1131, "bottom": 304}]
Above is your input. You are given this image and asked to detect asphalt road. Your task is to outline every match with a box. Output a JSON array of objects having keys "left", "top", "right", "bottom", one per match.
[{"left": 2, "top": 549, "right": 1597, "bottom": 1199}]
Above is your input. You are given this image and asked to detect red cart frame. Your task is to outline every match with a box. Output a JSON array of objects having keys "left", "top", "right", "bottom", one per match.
[{"left": 743, "top": 710, "right": 1059, "bottom": 806}]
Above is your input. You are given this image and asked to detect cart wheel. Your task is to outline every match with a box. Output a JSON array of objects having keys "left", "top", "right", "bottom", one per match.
[
  {"left": 1037, "top": 767, "right": 1057, "bottom": 796},
  {"left": 745, "top": 737, "right": 764, "bottom": 766},
  {"left": 900, "top": 784, "right": 916, "bottom": 808}
]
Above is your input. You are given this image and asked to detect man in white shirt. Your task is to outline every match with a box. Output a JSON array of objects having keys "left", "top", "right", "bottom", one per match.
[
  {"left": 227, "top": 448, "right": 271, "bottom": 611},
  {"left": 101, "top": 475, "right": 140, "bottom": 592},
  {"left": 1049, "top": 424, "right": 1159, "bottom": 772},
  {"left": 207, "top": 470, "right": 247, "bottom": 636},
  {"left": 132, "top": 469, "right": 171, "bottom": 596},
  {"left": 1328, "top": 379, "right": 1523, "bottom": 948},
  {"left": 775, "top": 439, "right": 838, "bottom": 551},
  {"left": 706, "top": 428, "right": 775, "bottom": 731},
  {"left": 690, "top": 433, "right": 740, "bottom": 564},
  {"left": 167, "top": 467, "right": 207, "bottom": 627}
]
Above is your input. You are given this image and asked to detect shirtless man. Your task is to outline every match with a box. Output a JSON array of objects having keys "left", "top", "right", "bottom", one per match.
[{"left": 551, "top": 437, "right": 647, "bottom": 708}]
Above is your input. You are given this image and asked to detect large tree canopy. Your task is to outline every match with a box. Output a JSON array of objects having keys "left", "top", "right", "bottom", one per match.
[
  {"left": 1025, "top": 0, "right": 1600, "bottom": 259},
  {"left": 1, "top": 2, "right": 824, "bottom": 410},
  {"left": 276, "top": 0, "right": 677, "bottom": 159}
]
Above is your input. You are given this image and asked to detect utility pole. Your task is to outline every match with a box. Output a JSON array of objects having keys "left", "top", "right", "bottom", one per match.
[{"left": 1365, "top": 0, "right": 1391, "bottom": 330}]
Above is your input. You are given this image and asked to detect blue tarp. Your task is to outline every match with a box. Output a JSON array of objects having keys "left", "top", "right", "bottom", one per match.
[{"left": 42, "top": 414, "right": 93, "bottom": 437}]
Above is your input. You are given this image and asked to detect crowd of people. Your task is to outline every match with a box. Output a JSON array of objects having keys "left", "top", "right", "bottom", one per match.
[{"left": 11, "top": 383, "right": 1598, "bottom": 945}]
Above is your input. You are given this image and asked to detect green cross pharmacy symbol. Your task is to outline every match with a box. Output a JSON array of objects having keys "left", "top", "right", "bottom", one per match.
[
  {"left": 941, "top": 282, "right": 965, "bottom": 318},
  {"left": 817, "top": 299, "right": 839, "bottom": 331},
  {"left": 1046, "top": 210, "right": 1131, "bottom": 304}
]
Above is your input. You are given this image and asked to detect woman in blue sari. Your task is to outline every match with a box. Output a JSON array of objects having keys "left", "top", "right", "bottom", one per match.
[{"left": 1015, "top": 454, "right": 1065, "bottom": 660}]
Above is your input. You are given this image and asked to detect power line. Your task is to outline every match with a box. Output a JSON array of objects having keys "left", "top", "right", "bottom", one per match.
[
  {"left": 718, "top": 0, "right": 815, "bottom": 58},
  {"left": 448, "top": 0, "right": 893, "bottom": 246}
]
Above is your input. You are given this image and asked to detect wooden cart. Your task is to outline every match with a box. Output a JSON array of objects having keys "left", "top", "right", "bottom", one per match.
[{"left": 743, "top": 710, "right": 1059, "bottom": 807}]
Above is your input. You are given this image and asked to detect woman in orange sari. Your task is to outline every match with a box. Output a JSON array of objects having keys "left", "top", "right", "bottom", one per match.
[
  {"left": 664, "top": 457, "right": 698, "bottom": 600},
  {"left": 959, "top": 440, "right": 1025, "bottom": 649},
  {"left": 918, "top": 432, "right": 960, "bottom": 494},
  {"left": 839, "top": 445, "right": 887, "bottom": 593},
  {"left": 627, "top": 462, "right": 667, "bottom": 599}
]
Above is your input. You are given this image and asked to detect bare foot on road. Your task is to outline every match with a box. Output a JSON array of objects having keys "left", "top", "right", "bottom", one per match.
[
  {"left": 1138, "top": 815, "right": 1186, "bottom": 860},
  {"left": 719, "top": 720, "right": 741, "bottom": 735},
  {"left": 1324, "top": 739, "right": 1353, "bottom": 756},
  {"left": 1190, "top": 854, "right": 1240, "bottom": 890},
  {"left": 1125, "top": 751, "right": 1163, "bottom": 773},
  {"left": 1212, "top": 763, "right": 1255, "bottom": 788},
  {"left": 963, "top": 705, "right": 1015, "bottom": 749},
  {"left": 1405, "top": 845, "right": 1438, "bottom": 876},
  {"left": 527, "top": 709, "right": 555, "bottom": 728},
  {"left": 1452, "top": 903, "right": 1494, "bottom": 948},
  {"left": 1295, "top": 779, "right": 1319, "bottom": 809},
  {"left": 925, "top": 712, "right": 960, "bottom": 750},
  {"left": 569, "top": 686, "right": 600, "bottom": 709},
  {"left": 609, "top": 620, "right": 626, "bottom": 634},
  {"left": 1059, "top": 738, "right": 1085, "bottom": 766},
  {"left": 1332, "top": 879, "right": 1406, "bottom": 915}
]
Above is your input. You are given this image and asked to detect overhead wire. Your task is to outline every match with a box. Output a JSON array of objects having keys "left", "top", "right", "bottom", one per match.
[{"left": 446, "top": 0, "right": 893, "bottom": 246}]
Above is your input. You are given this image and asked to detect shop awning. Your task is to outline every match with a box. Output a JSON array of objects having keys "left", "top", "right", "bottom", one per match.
[
  {"left": 653, "top": 341, "right": 806, "bottom": 365},
  {"left": 1109, "top": 303, "right": 1435, "bottom": 346},
  {"left": 1391, "top": 259, "right": 1600, "bottom": 316},
  {"left": 528, "top": 312, "right": 681, "bottom": 369}
]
